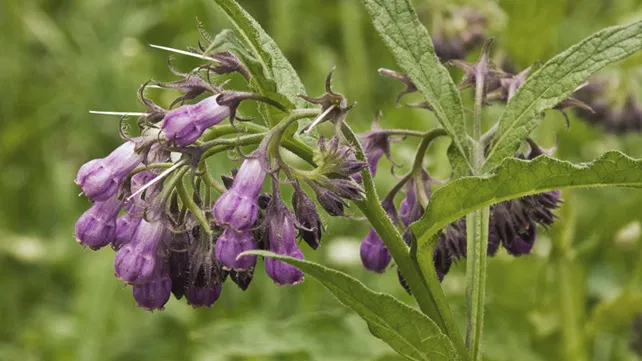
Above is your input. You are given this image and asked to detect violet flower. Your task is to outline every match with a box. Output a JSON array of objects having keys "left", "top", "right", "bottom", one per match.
[
  {"left": 265, "top": 190, "right": 305, "bottom": 286},
  {"left": 185, "top": 283, "right": 222, "bottom": 308},
  {"left": 213, "top": 157, "right": 266, "bottom": 231},
  {"left": 114, "top": 219, "right": 166, "bottom": 284},
  {"left": 74, "top": 196, "right": 123, "bottom": 250},
  {"left": 161, "top": 95, "right": 231, "bottom": 146},
  {"left": 132, "top": 267, "right": 172, "bottom": 311},
  {"left": 360, "top": 228, "right": 392, "bottom": 273},
  {"left": 113, "top": 171, "right": 162, "bottom": 250},
  {"left": 215, "top": 228, "right": 257, "bottom": 270},
  {"left": 75, "top": 140, "right": 145, "bottom": 202}
]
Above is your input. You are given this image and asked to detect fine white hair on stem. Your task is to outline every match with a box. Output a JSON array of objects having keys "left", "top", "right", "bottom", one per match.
[
  {"left": 89, "top": 111, "right": 150, "bottom": 117},
  {"left": 127, "top": 160, "right": 187, "bottom": 201},
  {"left": 302, "top": 104, "right": 336, "bottom": 135},
  {"left": 149, "top": 44, "right": 220, "bottom": 63}
]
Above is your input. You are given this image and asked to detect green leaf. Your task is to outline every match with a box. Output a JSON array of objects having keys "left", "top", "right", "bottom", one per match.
[
  {"left": 246, "top": 250, "right": 462, "bottom": 361},
  {"left": 361, "top": 0, "right": 471, "bottom": 172},
  {"left": 212, "top": 0, "right": 307, "bottom": 125},
  {"left": 483, "top": 21, "right": 642, "bottom": 171},
  {"left": 412, "top": 151, "right": 642, "bottom": 249}
]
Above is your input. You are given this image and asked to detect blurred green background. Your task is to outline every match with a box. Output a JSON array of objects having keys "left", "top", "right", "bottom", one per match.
[{"left": 2, "top": 0, "right": 642, "bottom": 360}]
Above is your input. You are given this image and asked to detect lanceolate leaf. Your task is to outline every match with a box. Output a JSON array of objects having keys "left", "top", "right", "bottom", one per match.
[
  {"left": 483, "top": 21, "right": 642, "bottom": 171},
  {"left": 245, "top": 251, "right": 462, "bottom": 361},
  {"left": 412, "top": 151, "right": 642, "bottom": 249},
  {"left": 361, "top": 0, "right": 471, "bottom": 172},
  {"left": 212, "top": 0, "right": 307, "bottom": 126}
]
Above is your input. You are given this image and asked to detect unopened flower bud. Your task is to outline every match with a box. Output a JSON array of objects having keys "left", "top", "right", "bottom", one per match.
[
  {"left": 292, "top": 183, "right": 323, "bottom": 250},
  {"left": 311, "top": 184, "right": 348, "bottom": 217},
  {"left": 314, "top": 136, "right": 367, "bottom": 177},
  {"left": 229, "top": 267, "right": 254, "bottom": 291}
]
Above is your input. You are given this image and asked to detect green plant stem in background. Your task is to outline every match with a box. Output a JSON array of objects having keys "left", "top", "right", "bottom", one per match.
[
  {"left": 465, "top": 65, "right": 491, "bottom": 361},
  {"left": 464, "top": 208, "right": 490, "bottom": 360},
  {"left": 551, "top": 190, "right": 588, "bottom": 361},
  {"left": 340, "top": 122, "right": 469, "bottom": 360}
]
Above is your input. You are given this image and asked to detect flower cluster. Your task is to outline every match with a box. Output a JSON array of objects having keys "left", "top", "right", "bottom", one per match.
[
  {"left": 74, "top": 34, "right": 366, "bottom": 311},
  {"left": 358, "top": 139, "right": 561, "bottom": 286},
  {"left": 365, "top": 41, "right": 567, "bottom": 289}
]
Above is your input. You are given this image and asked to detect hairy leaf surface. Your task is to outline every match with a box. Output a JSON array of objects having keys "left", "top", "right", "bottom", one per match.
[
  {"left": 246, "top": 251, "right": 461, "bottom": 361},
  {"left": 484, "top": 21, "right": 642, "bottom": 171}
]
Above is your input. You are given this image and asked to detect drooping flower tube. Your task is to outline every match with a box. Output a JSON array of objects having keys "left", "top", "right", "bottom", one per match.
[
  {"left": 114, "top": 219, "right": 166, "bottom": 284},
  {"left": 213, "top": 156, "right": 267, "bottom": 231},
  {"left": 132, "top": 264, "right": 172, "bottom": 311},
  {"left": 360, "top": 228, "right": 392, "bottom": 273},
  {"left": 264, "top": 184, "right": 305, "bottom": 286},
  {"left": 113, "top": 171, "right": 160, "bottom": 250},
  {"left": 291, "top": 182, "right": 323, "bottom": 250},
  {"left": 74, "top": 196, "right": 123, "bottom": 250},
  {"left": 360, "top": 199, "right": 397, "bottom": 273},
  {"left": 185, "top": 283, "right": 223, "bottom": 308},
  {"left": 215, "top": 228, "right": 257, "bottom": 271},
  {"left": 75, "top": 139, "right": 146, "bottom": 202}
]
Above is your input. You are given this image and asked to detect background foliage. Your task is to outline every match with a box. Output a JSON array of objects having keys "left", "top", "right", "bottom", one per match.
[{"left": 1, "top": 0, "right": 642, "bottom": 360}]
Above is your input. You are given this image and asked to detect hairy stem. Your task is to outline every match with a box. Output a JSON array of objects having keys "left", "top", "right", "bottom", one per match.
[
  {"left": 465, "top": 207, "right": 489, "bottom": 360},
  {"left": 340, "top": 122, "right": 469, "bottom": 360},
  {"left": 465, "top": 58, "right": 490, "bottom": 361}
]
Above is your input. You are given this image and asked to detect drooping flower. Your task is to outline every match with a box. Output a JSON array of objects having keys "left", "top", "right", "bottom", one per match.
[
  {"left": 113, "top": 171, "right": 161, "bottom": 250},
  {"left": 215, "top": 228, "right": 257, "bottom": 271},
  {"left": 185, "top": 283, "right": 223, "bottom": 308},
  {"left": 292, "top": 182, "right": 323, "bottom": 250},
  {"left": 213, "top": 156, "right": 267, "bottom": 231},
  {"left": 74, "top": 196, "right": 123, "bottom": 250},
  {"left": 360, "top": 228, "right": 392, "bottom": 273},
  {"left": 359, "top": 198, "right": 397, "bottom": 273},
  {"left": 114, "top": 219, "right": 166, "bottom": 284},
  {"left": 264, "top": 184, "right": 305, "bottom": 286},
  {"left": 132, "top": 265, "right": 172, "bottom": 311},
  {"left": 75, "top": 140, "right": 146, "bottom": 202},
  {"left": 161, "top": 95, "right": 231, "bottom": 146}
]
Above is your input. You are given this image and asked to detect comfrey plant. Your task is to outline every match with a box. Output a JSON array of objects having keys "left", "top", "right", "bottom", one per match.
[{"left": 74, "top": 0, "right": 642, "bottom": 360}]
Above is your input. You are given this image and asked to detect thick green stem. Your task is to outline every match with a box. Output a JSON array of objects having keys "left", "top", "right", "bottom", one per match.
[
  {"left": 464, "top": 207, "right": 490, "bottom": 360},
  {"left": 465, "top": 57, "right": 490, "bottom": 361},
  {"left": 340, "top": 123, "right": 469, "bottom": 360}
]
